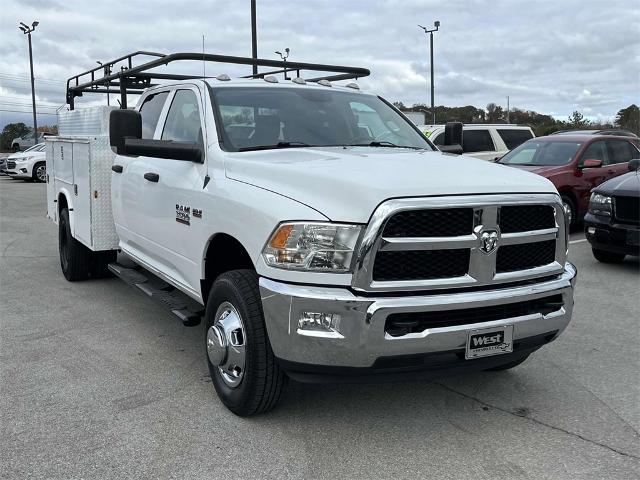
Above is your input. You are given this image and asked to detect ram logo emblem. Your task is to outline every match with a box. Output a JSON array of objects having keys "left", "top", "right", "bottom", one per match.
[{"left": 479, "top": 230, "right": 499, "bottom": 254}]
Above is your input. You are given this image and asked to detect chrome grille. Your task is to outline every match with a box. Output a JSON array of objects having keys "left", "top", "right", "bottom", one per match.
[{"left": 352, "top": 194, "right": 567, "bottom": 292}]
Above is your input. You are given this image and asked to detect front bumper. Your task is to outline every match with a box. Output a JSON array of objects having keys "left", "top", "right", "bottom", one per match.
[
  {"left": 584, "top": 213, "right": 639, "bottom": 256},
  {"left": 260, "top": 262, "right": 577, "bottom": 374}
]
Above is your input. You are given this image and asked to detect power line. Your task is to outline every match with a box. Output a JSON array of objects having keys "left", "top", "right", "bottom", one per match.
[
  {"left": 0, "top": 108, "right": 57, "bottom": 115},
  {"left": 0, "top": 101, "right": 58, "bottom": 109},
  {"left": 0, "top": 73, "right": 66, "bottom": 85}
]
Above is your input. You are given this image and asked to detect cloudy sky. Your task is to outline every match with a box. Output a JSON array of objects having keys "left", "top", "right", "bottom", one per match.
[{"left": 1, "top": 0, "right": 638, "bottom": 129}]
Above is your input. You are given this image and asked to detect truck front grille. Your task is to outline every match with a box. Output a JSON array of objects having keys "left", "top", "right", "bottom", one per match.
[
  {"left": 384, "top": 294, "right": 564, "bottom": 336},
  {"left": 383, "top": 208, "right": 473, "bottom": 237},
  {"left": 373, "top": 249, "right": 469, "bottom": 281},
  {"left": 614, "top": 196, "right": 640, "bottom": 225},
  {"left": 500, "top": 205, "right": 555, "bottom": 232},
  {"left": 353, "top": 194, "right": 566, "bottom": 292},
  {"left": 496, "top": 240, "right": 556, "bottom": 273}
]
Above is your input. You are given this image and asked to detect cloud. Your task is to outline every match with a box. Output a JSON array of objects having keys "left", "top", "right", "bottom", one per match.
[{"left": 0, "top": 0, "right": 638, "bottom": 129}]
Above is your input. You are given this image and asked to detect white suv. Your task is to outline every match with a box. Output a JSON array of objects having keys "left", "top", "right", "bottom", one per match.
[
  {"left": 5, "top": 142, "right": 47, "bottom": 182},
  {"left": 420, "top": 124, "right": 535, "bottom": 161}
]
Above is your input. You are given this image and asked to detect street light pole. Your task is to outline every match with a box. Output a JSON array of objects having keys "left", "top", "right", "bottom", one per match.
[
  {"left": 19, "top": 21, "right": 39, "bottom": 146},
  {"left": 418, "top": 21, "right": 440, "bottom": 125},
  {"left": 251, "top": 0, "right": 258, "bottom": 75}
]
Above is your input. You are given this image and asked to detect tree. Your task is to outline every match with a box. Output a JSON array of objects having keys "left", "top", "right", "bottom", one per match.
[
  {"left": 486, "top": 103, "right": 504, "bottom": 123},
  {"left": 614, "top": 104, "right": 640, "bottom": 135},
  {"left": 567, "top": 111, "right": 589, "bottom": 128},
  {"left": 0, "top": 122, "right": 31, "bottom": 151}
]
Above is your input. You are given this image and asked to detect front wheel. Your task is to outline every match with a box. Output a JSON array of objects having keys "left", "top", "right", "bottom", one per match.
[
  {"left": 592, "top": 248, "right": 625, "bottom": 264},
  {"left": 561, "top": 194, "right": 576, "bottom": 231},
  {"left": 32, "top": 162, "right": 46, "bottom": 183},
  {"left": 205, "top": 270, "right": 287, "bottom": 416}
]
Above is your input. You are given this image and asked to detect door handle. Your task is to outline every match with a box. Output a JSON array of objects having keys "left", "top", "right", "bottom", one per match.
[
  {"left": 111, "top": 164, "right": 123, "bottom": 173},
  {"left": 144, "top": 172, "right": 159, "bottom": 182}
]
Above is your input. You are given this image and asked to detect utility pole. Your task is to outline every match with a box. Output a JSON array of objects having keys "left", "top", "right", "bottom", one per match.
[
  {"left": 418, "top": 21, "right": 440, "bottom": 124},
  {"left": 97, "top": 61, "right": 110, "bottom": 106},
  {"left": 506, "top": 96, "right": 510, "bottom": 123},
  {"left": 251, "top": 0, "right": 258, "bottom": 75},
  {"left": 19, "top": 21, "right": 39, "bottom": 145}
]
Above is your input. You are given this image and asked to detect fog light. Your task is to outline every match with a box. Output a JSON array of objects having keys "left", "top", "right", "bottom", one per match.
[
  {"left": 20, "top": 168, "right": 27, "bottom": 173},
  {"left": 587, "top": 227, "right": 596, "bottom": 235},
  {"left": 298, "top": 312, "right": 342, "bottom": 337}
]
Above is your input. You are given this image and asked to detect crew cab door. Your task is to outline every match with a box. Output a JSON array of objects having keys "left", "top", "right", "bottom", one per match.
[{"left": 114, "top": 86, "right": 208, "bottom": 297}]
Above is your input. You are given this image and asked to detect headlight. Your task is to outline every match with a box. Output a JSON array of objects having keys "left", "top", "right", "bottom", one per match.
[
  {"left": 263, "top": 222, "right": 362, "bottom": 272},
  {"left": 588, "top": 193, "right": 612, "bottom": 217}
]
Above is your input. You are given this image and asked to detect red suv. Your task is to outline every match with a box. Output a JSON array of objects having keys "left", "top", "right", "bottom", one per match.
[{"left": 498, "top": 133, "right": 640, "bottom": 227}]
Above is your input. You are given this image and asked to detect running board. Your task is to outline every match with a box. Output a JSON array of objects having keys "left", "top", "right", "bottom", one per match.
[{"left": 108, "top": 262, "right": 203, "bottom": 326}]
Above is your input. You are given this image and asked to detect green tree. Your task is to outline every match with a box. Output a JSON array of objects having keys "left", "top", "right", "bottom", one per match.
[
  {"left": 0, "top": 122, "right": 31, "bottom": 151},
  {"left": 614, "top": 104, "right": 640, "bottom": 135},
  {"left": 486, "top": 103, "right": 504, "bottom": 123},
  {"left": 567, "top": 111, "right": 589, "bottom": 128}
]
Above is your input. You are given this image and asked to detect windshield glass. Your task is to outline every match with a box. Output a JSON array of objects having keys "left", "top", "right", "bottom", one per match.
[
  {"left": 210, "top": 86, "right": 434, "bottom": 152},
  {"left": 499, "top": 140, "right": 583, "bottom": 166}
]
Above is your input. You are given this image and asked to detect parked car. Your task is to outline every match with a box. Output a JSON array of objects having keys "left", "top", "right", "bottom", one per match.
[
  {"left": 584, "top": 159, "right": 640, "bottom": 262},
  {"left": 11, "top": 133, "right": 49, "bottom": 152},
  {"left": 5, "top": 142, "right": 47, "bottom": 182},
  {"left": 420, "top": 124, "right": 535, "bottom": 161},
  {"left": 498, "top": 134, "right": 640, "bottom": 228},
  {"left": 0, "top": 156, "right": 7, "bottom": 174}
]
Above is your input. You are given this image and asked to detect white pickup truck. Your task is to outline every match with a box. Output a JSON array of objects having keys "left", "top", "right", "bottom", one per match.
[{"left": 46, "top": 52, "right": 576, "bottom": 416}]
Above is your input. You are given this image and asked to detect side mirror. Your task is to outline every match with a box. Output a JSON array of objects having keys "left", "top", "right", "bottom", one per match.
[
  {"left": 439, "top": 144, "right": 463, "bottom": 155},
  {"left": 581, "top": 158, "right": 603, "bottom": 168},
  {"left": 629, "top": 159, "right": 640, "bottom": 172},
  {"left": 110, "top": 109, "right": 141, "bottom": 154},
  {"left": 124, "top": 139, "right": 202, "bottom": 163}
]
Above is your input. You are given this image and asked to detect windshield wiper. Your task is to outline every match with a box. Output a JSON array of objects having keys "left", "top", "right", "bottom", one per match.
[
  {"left": 347, "top": 141, "right": 423, "bottom": 149},
  {"left": 237, "top": 141, "right": 314, "bottom": 152}
]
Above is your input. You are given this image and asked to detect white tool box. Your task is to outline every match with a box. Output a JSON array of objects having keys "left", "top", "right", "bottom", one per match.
[{"left": 46, "top": 107, "right": 119, "bottom": 251}]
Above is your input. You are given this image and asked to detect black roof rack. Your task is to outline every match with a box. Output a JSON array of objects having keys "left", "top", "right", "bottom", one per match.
[
  {"left": 66, "top": 51, "right": 370, "bottom": 110},
  {"left": 550, "top": 129, "right": 638, "bottom": 138}
]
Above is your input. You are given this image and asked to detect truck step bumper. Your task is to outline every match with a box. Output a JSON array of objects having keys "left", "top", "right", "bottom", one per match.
[
  {"left": 108, "top": 262, "right": 203, "bottom": 326},
  {"left": 259, "top": 263, "right": 577, "bottom": 370}
]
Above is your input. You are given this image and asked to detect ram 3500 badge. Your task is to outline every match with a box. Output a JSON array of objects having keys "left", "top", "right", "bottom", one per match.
[{"left": 46, "top": 51, "right": 577, "bottom": 416}]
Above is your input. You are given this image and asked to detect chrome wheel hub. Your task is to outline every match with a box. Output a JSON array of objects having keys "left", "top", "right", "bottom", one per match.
[
  {"left": 36, "top": 165, "right": 46, "bottom": 182},
  {"left": 206, "top": 302, "right": 246, "bottom": 388},
  {"left": 563, "top": 201, "right": 573, "bottom": 226}
]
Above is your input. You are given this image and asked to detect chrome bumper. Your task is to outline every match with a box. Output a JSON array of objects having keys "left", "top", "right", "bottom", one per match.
[{"left": 259, "top": 262, "right": 577, "bottom": 369}]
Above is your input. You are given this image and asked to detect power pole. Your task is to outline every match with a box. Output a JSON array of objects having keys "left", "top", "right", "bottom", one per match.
[
  {"left": 418, "top": 21, "right": 440, "bottom": 124},
  {"left": 506, "top": 96, "right": 510, "bottom": 123},
  {"left": 251, "top": 0, "right": 258, "bottom": 75},
  {"left": 19, "top": 21, "right": 39, "bottom": 145}
]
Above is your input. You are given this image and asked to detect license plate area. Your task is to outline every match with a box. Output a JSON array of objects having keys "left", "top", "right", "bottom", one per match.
[{"left": 465, "top": 325, "right": 514, "bottom": 360}]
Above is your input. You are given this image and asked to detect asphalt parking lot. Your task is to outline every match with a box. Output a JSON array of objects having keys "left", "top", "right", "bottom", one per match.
[{"left": 1, "top": 176, "right": 638, "bottom": 480}]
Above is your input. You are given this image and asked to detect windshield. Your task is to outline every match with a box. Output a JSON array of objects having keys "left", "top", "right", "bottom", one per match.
[
  {"left": 499, "top": 140, "right": 583, "bottom": 166},
  {"left": 210, "top": 86, "right": 434, "bottom": 152}
]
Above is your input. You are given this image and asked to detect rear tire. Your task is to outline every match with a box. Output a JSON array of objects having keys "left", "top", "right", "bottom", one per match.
[
  {"left": 592, "top": 248, "right": 625, "bottom": 264},
  {"left": 32, "top": 161, "right": 46, "bottom": 183},
  {"left": 205, "top": 269, "right": 287, "bottom": 416},
  {"left": 59, "top": 208, "right": 116, "bottom": 281}
]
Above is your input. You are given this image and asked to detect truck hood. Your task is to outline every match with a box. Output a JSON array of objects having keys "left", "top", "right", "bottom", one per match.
[
  {"left": 225, "top": 147, "right": 558, "bottom": 222},
  {"left": 594, "top": 171, "right": 640, "bottom": 197}
]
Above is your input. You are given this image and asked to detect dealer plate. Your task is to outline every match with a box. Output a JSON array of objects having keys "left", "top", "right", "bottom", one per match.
[{"left": 465, "top": 325, "right": 514, "bottom": 360}]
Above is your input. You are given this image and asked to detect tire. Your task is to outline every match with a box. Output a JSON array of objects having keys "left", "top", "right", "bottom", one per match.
[
  {"left": 561, "top": 194, "right": 576, "bottom": 231},
  {"left": 32, "top": 161, "right": 46, "bottom": 183},
  {"left": 205, "top": 270, "right": 287, "bottom": 416},
  {"left": 486, "top": 354, "right": 530, "bottom": 371},
  {"left": 592, "top": 248, "right": 625, "bottom": 264},
  {"left": 59, "top": 208, "right": 116, "bottom": 281}
]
